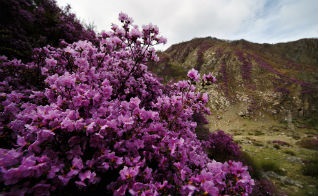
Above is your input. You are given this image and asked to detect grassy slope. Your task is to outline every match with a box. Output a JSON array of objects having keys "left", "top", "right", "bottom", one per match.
[{"left": 208, "top": 109, "right": 318, "bottom": 195}]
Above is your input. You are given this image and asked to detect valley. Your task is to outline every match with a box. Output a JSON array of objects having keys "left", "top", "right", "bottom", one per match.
[{"left": 151, "top": 37, "right": 318, "bottom": 195}]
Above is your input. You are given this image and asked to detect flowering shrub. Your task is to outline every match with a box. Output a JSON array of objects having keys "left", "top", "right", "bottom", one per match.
[
  {"left": 236, "top": 51, "right": 253, "bottom": 89},
  {"left": 196, "top": 42, "right": 214, "bottom": 71},
  {"left": 297, "top": 135, "right": 318, "bottom": 151},
  {"left": 204, "top": 130, "right": 241, "bottom": 162},
  {"left": 219, "top": 63, "right": 230, "bottom": 96},
  {"left": 0, "top": 0, "right": 96, "bottom": 62},
  {"left": 0, "top": 13, "right": 254, "bottom": 195},
  {"left": 251, "top": 179, "right": 278, "bottom": 196}
]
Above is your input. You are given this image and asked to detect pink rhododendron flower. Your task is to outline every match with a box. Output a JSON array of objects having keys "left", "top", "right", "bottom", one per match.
[{"left": 187, "top": 68, "right": 200, "bottom": 82}]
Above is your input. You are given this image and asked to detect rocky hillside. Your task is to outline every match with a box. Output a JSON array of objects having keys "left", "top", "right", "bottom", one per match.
[{"left": 149, "top": 37, "right": 318, "bottom": 127}]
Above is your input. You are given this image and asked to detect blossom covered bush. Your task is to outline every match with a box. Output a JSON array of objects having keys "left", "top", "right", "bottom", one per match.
[
  {"left": 204, "top": 130, "right": 241, "bottom": 162},
  {"left": 0, "top": 13, "right": 254, "bottom": 195},
  {"left": 0, "top": 0, "right": 96, "bottom": 62}
]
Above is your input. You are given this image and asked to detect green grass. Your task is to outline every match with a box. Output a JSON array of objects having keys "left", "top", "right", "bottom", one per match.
[
  {"left": 259, "top": 160, "right": 286, "bottom": 175},
  {"left": 208, "top": 114, "right": 318, "bottom": 195},
  {"left": 239, "top": 151, "right": 262, "bottom": 179},
  {"left": 283, "top": 150, "right": 296, "bottom": 156}
]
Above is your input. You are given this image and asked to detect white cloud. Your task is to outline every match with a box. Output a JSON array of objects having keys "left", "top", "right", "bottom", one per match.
[
  {"left": 56, "top": 0, "right": 318, "bottom": 49},
  {"left": 236, "top": 0, "right": 318, "bottom": 43}
]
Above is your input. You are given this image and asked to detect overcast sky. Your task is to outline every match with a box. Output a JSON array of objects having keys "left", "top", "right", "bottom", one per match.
[{"left": 56, "top": 0, "right": 318, "bottom": 50}]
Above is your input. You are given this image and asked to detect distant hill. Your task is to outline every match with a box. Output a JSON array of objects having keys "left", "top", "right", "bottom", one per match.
[{"left": 149, "top": 37, "right": 318, "bottom": 126}]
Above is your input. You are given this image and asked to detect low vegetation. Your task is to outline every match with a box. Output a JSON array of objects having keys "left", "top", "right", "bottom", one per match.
[{"left": 207, "top": 113, "right": 318, "bottom": 195}]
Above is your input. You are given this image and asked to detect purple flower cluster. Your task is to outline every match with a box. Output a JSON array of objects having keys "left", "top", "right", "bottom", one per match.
[
  {"left": 187, "top": 69, "right": 216, "bottom": 87},
  {"left": 0, "top": 13, "right": 253, "bottom": 195},
  {"left": 203, "top": 73, "right": 217, "bottom": 85},
  {"left": 187, "top": 68, "right": 200, "bottom": 82}
]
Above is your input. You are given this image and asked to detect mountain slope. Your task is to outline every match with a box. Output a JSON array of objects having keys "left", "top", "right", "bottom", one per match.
[{"left": 149, "top": 37, "right": 318, "bottom": 126}]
